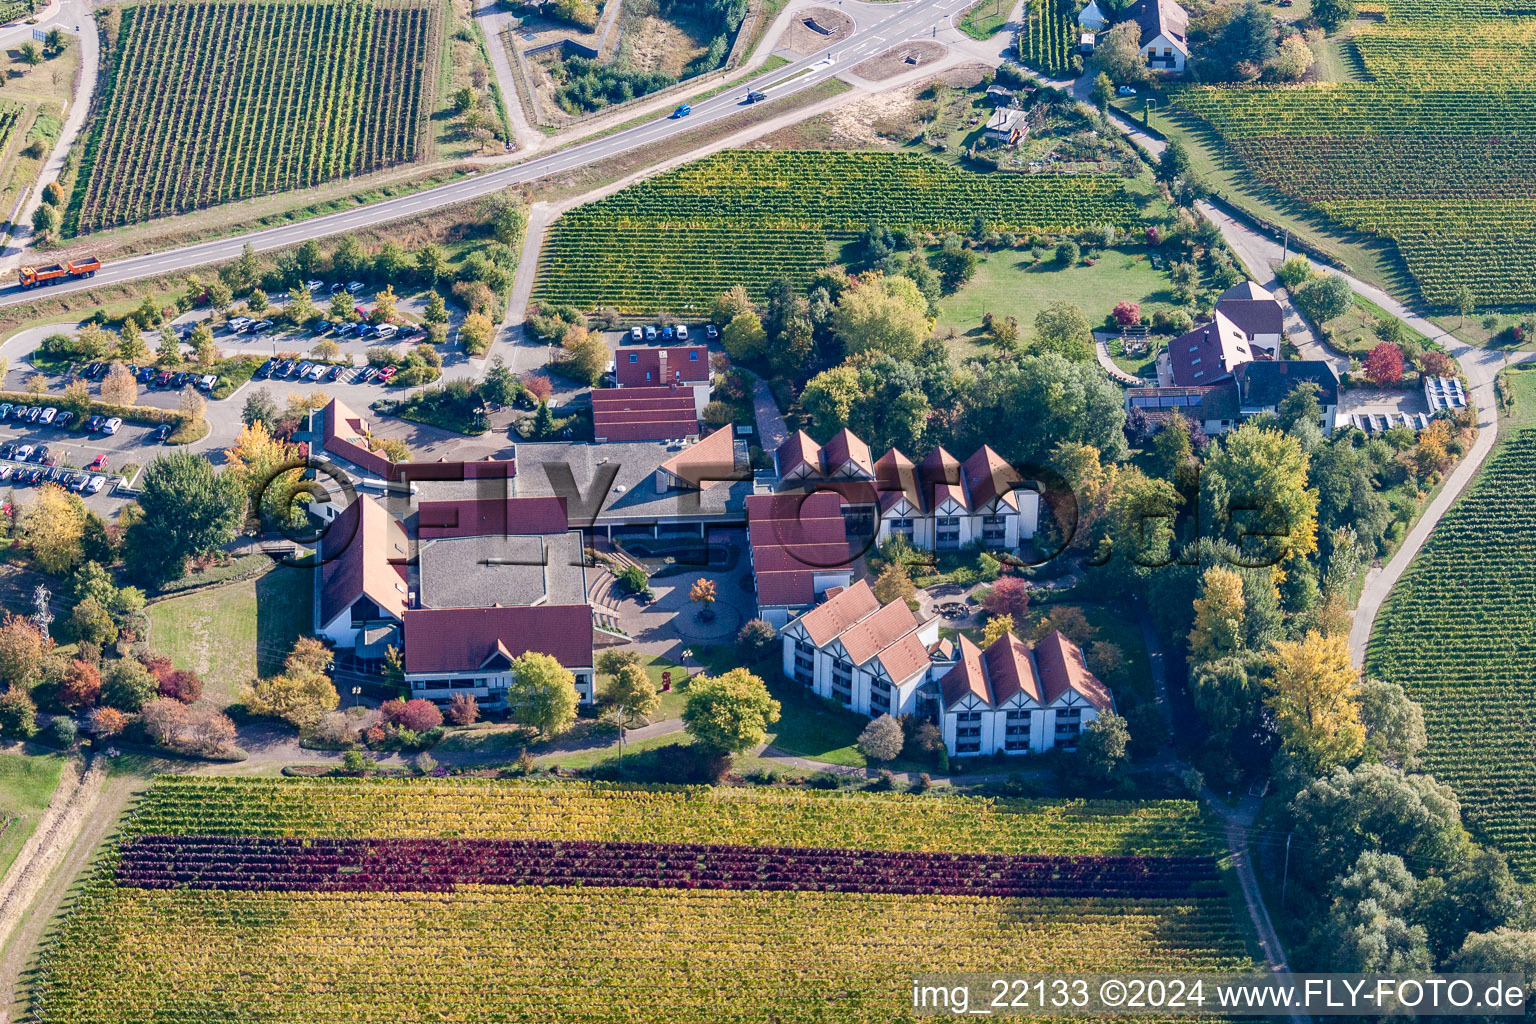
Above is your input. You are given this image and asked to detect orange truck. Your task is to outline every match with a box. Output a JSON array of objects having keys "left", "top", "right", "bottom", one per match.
[{"left": 17, "top": 256, "right": 102, "bottom": 290}]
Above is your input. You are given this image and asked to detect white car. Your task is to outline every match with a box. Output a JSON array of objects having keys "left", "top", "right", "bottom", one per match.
[
  {"left": 644, "top": 325, "right": 657, "bottom": 341},
  {"left": 228, "top": 316, "right": 254, "bottom": 333},
  {"left": 38, "top": 408, "right": 57, "bottom": 425},
  {"left": 346, "top": 281, "right": 364, "bottom": 294},
  {"left": 676, "top": 324, "right": 689, "bottom": 341},
  {"left": 102, "top": 418, "right": 122, "bottom": 436},
  {"left": 13, "top": 445, "right": 33, "bottom": 461},
  {"left": 307, "top": 363, "right": 328, "bottom": 380},
  {"left": 375, "top": 324, "right": 397, "bottom": 340},
  {"left": 305, "top": 279, "right": 324, "bottom": 292},
  {"left": 1118, "top": 85, "right": 1138, "bottom": 96},
  {"left": 72, "top": 473, "right": 90, "bottom": 492},
  {"left": 85, "top": 475, "right": 106, "bottom": 494},
  {"left": 630, "top": 326, "right": 643, "bottom": 342}
]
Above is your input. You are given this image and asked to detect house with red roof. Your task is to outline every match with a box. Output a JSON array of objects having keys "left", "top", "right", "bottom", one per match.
[
  {"left": 772, "top": 430, "right": 1036, "bottom": 553},
  {"left": 746, "top": 491, "right": 854, "bottom": 626},
  {"left": 316, "top": 495, "right": 411, "bottom": 659},
  {"left": 778, "top": 579, "right": 950, "bottom": 719},
  {"left": 591, "top": 384, "right": 702, "bottom": 443},
  {"left": 939, "top": 630, "right": 1113, "bottom": 756},
  {"left": 400, "top": 605, "right": 596, "bottom": 708}
]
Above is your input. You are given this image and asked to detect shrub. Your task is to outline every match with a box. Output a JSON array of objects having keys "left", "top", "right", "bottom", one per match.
[
  {"left": 445, "top": 693, "right": 480, "bottom": 726},
  {"left": 157, "top": 668, "right": 204, "bottom": 704},
  {"left": 381, "top": 697, "right": 443, "bottom": 732},
  {"left": 0, "top": 686, "right": 37, "bottom": 739},
  {"left": 856, "top": 714, "right": 906, "bottom": 762},
  {"left": 42, "top": 715, "right": 78, "bottom": 749},
  {"left": 1055, "top": 240, "right": 1080, "bottom": 266},
  {"left": 737, "top": 619, "right": 777, "bottom": 655},
  {"left": 1113, "top": 301, "right": 1141, "bottom": 327}
]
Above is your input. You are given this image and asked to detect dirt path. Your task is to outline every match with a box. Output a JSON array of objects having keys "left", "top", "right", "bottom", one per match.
[{"left": 0, "top": 756, "right": 115, "bottom": 1024}]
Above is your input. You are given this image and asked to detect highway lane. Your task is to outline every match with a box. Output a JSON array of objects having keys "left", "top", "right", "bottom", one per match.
[{"left": 0, "top": 0, "right": 972, "bottom": 308}]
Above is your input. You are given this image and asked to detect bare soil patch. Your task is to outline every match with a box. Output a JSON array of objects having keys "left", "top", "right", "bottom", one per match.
[
  {"left": 753, "top": 66, "right": 991, "bottom": 150},
  {"left": 780, "top": 7, "right": 854, "bottom": 56},
  {"left": 850, "top": 40, "right": 946, "bottom": 81},
  {"left": 623, "top": 13, "right": 708, "bottom": 76}
]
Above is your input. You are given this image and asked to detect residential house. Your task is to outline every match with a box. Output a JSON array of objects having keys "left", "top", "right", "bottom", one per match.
[
  {"left": 1216, "top": 281, "right": 1285, "bottom": 357},
  {"left": 315, "top": 495, "right": 411, "bottom": 661},
  {"left": 1133, "top": 0, "right": 1188, "bottom": 71},
  {"left": 401, "top": 604, "right": 597, "bottom": 708},
  {"left": 1234, "top": 359, "right": 1340, "bottom": 430},
  {"left": 590, "top": 384, "right": 702, "bottom": 443},
  {"left": 939, "top": 630, "right": 1113, "bottom": 756},
  {"left": 772, "top": 430, "right": 1038, "bottom": 553},
  {"left": 1166, "top": 311, "right": 1254, "bottom": 387},
  {"left": 747, "top": 491, "right": 853, "bottom": 626},
  {"left": 985, "top": 107, "right": 1028, "bottom": 146},
  {"left": 779, "top": 580, "right": 948, "bottom": 720},
  {"left": 1124, "top": 384, "right": 1240, "bottom": 436}
]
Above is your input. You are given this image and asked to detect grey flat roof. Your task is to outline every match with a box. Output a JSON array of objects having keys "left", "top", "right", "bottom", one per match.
[
  {"left": 415, "top": 530, "right": 588, "bottom": 610},
  {"left": 512, "top": 440, "right": 752, "bottom": 526}
]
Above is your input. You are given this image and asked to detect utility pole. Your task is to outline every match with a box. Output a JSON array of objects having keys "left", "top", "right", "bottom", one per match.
[{"left": 1280, "top": 832, "right": 1292, "bottom": 907}]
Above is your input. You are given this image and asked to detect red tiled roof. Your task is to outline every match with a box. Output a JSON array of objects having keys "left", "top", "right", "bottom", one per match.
[
  {"left": 1034, "top": 630, "right": 1114, "bottom": 709},
  {"left": 417, "top": 497, "right": 569, "bottom": 538},
  {"left": 1169, "top": 311, "right": 1253, "bottom": 387},
  {"left": 984, "top": 632, "right": 1042, "bottom": 704},
  {"left": 776, "top": 430, "right": 821, "bottom": 478},
  {"left": 874, "top": 448, "right": 923, "bottom": 513},
  {"left": 941, "top": 634, "right": 990, "bottom": 707},
  {"left": 400, "top": 605, "right": 594, "bottom": 675},
  {"left": 746, "top": 491, "right": 850, "bottom": 609},
  {"left": 615, "top": 346, "right": 710, "bottom": 387},
  {"left": 822, "top": 428, "right": 873, "bottom": 478},
  {"left": 838, "top": 598, "right": 919, "bottom": 665},
  {"left": 919, "top": 446, "right": 967, "bottom": 511},
  {"left": 321, "top": 398, "right": 393, "bottom": 478},
  {"left": 590, "top": 385, "right": 698, "bottom": 442},
  {"left": 320, "top": 496, "right": 410, "bottom": 627},
  {"left": 657, "top": 425, "right": 738, "bottom": 489},
  {"left": 961, "top": 445, "right": 1021, "bottom": 511},
  {"left": 794, "top": 578, "right": 881, "bottom": 647}
]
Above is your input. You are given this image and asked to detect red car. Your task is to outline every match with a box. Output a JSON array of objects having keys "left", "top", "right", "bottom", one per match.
[
  {"left": 377, "top": 365, "right": 398, "bottom": 383},
  {"left": 87, "top": 454, "right": 108, "bottom": 471}
]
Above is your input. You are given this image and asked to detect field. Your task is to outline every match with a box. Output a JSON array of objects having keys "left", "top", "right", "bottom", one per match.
[
  {"left": 1017, "top": 0, "right": 1075, "bottom": 78},
  {"left": 535, "top": 150, "right": 1143, "bottom": 314},
  {"left": 1170, "top": 0, "right": 1536, "bottom": 310},
  {"left": 32, "top": 779, "right": 1256, "bottom": 1022},
  {"left": 936, "top": 245, "right": 1176, "bottom": 354},
  {"left": 958, "top": 0, "right": 1009, "bottom": 40},
  {"left": 145, "top": 567, "right": 313, "bottom": 707},
  {"left": 1366, "top": 369, "right": 1536, "bottom": 877},
  {"left": 0, "top": 749, "right": 65, "bottom": 879},
  {"left": 68, "top": 0, "right": 442, "bottom": 235}
]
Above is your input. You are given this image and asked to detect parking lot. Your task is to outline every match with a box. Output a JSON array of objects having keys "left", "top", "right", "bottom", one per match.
[{"left": 0, "top": 412, "right": 168, "bottom": 513}]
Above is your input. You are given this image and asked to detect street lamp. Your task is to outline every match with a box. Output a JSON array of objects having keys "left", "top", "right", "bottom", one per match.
[{"left": 351, "top": 686, "right": 362, "bottom": 708}]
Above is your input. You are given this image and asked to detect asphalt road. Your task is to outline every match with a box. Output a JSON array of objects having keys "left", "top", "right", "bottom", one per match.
[{"left": 0, "top": 0, "right": 972, "bottom": 307}]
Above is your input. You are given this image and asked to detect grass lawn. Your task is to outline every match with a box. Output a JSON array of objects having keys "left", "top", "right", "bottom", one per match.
[
  {"left": 537, "top": 730, "right": 820, "bottom": 779},
  {"left": 958, "top": 0, "right": 1009, "bottom": 39},
  {"left": 0, "top": 749, "right": 67, "bottom": 879},
  {"left": 936, "top": 246, "right": 1177, "bottom": 357},
  {"left": 146, "top": 566, "right": 313, "bottom": 707},
  {"left": 1322, "top": 294, "right": 1430, "bottom": 357},
  {"left": 596, "top": 653, "right": 694, "bottom": 724}
]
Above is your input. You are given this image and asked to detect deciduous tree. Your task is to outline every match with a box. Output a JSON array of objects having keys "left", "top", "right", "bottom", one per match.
[
  {"left": 1266, "top": 630, "right": 1363, "bottom": 774},
  {"left": 508, "top": 652, "right": 580, "bottom": 738},
  {"left": 856, "top": 714, "right": 905, "bottom": 762},
  {"left": 682, "top": 667, "right": 780, "bottom": 755}
]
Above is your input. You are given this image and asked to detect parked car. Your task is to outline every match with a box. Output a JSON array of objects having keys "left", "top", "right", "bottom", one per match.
[
  {"left": 25, "top": 407, "right": 41, "bottom": 423},
  {"left": 705, "top": 324, "right": 718, "bottom": 340},
  {"left": 137, "top": 367, "right": 156, "bottom": 383},
  {"left": 359, "top": 367, "right": 378, "bottom": 384},
  {"left": 33, "top": 445, "right": 51, "bottom": 464},
  {"left": 358, "top": 324, "right": 377, "bottom": 340},
  {"left": 346, "top": 281, "right": 364, "bottom": 294},
  {"left": 1117, "top": 85, "right": 1137, "bottom": 96},
  {"left": 84, "top": 362, "right": 102, "bottom": 379},
  {"left": 103, "top": 418, "right": 122, "bottom": 436},
  {"left": 663, "top": 326, "right": 675, "bottom": 341},
  {"left": 153, "top": 424, "right": 171, "bottom": 443},
  {"left": 254, "top": 360, "right": 274, "bottom": 380},
  {"left": 313, "top": 321, "right": 333, "bottom": 336},
  {"left": 377, "top": 366, "right": 398, "bottom": 383},
  {"left": 334, "top": 323, "right": 356, "bottom": 337},
  {"left": 13, "top": 446, "right": 32, "bottom": 462},
  {"left": 0, "top": 468, "right": 12, "bottom": 483},
  {"left": 198, "top": 374, "right": 218, "bottom": 391},
  {"left": 0, "top": 404, "right": 14, "bottom": 421},
  {"left": 677, "top": 324, "right": 689, "bottom": 340},
  {"left": 228, "top": 316, "right": 254, "bottom": 333},
  {"left": 154, "top": 371, "right": 172, "bottom": 388},
  {"left": 376, "top": 324, "right": 397, "bottom": 340},
  {"left": 85, "top": 416, "right": 103, "bottom": 432},
  {"left": 645, "top": 325, "right": 658, "bottom": 341},
  {"left": 88, "top": 454, "right": 108, "bottom": 471},
  {"left": 86, "top": 475, "right": 106, "bottom": 494},
  {"left": 70, "top": 473, "right": 88, "bottom": 492},
  {"left": 630, "top": 326, "right": 644, "bottom": 342},
  {"left": 307, "top": 364, "right": 327, "bottom": 381},
  {"left": 305, "top": 279, "right": 324, "bottom": 293},
  {"left": 55, "top": 411, "right": 73, "bottom": 428},
  {"left": 326, "top": 365, "right": 344, "bottom": 382},
  {"left": 296, "top": 362, "right": 314, "bottom": 378},
  {"left": 251, "top": 320, "right": 273, "bottom": 335},
  {"left": 397, "top": 323, "right": 420, "bottom": 338}
]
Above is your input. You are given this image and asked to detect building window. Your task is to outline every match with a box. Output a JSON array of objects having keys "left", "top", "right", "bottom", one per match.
[
  {"left": 689, "top": 351, "right": 698, "bottom": 361},
  {"left": 795, "top": 640, "right": 814, "bottom": 657},
  {"left": 628, "top": 353, "right": 638, "bottom": 363},
  {"left": 956, "top": 741, "right": 981, "bottom": 754},
  {"left": 1005, "top": 738, "right": 1028, "bottom": 751}
]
